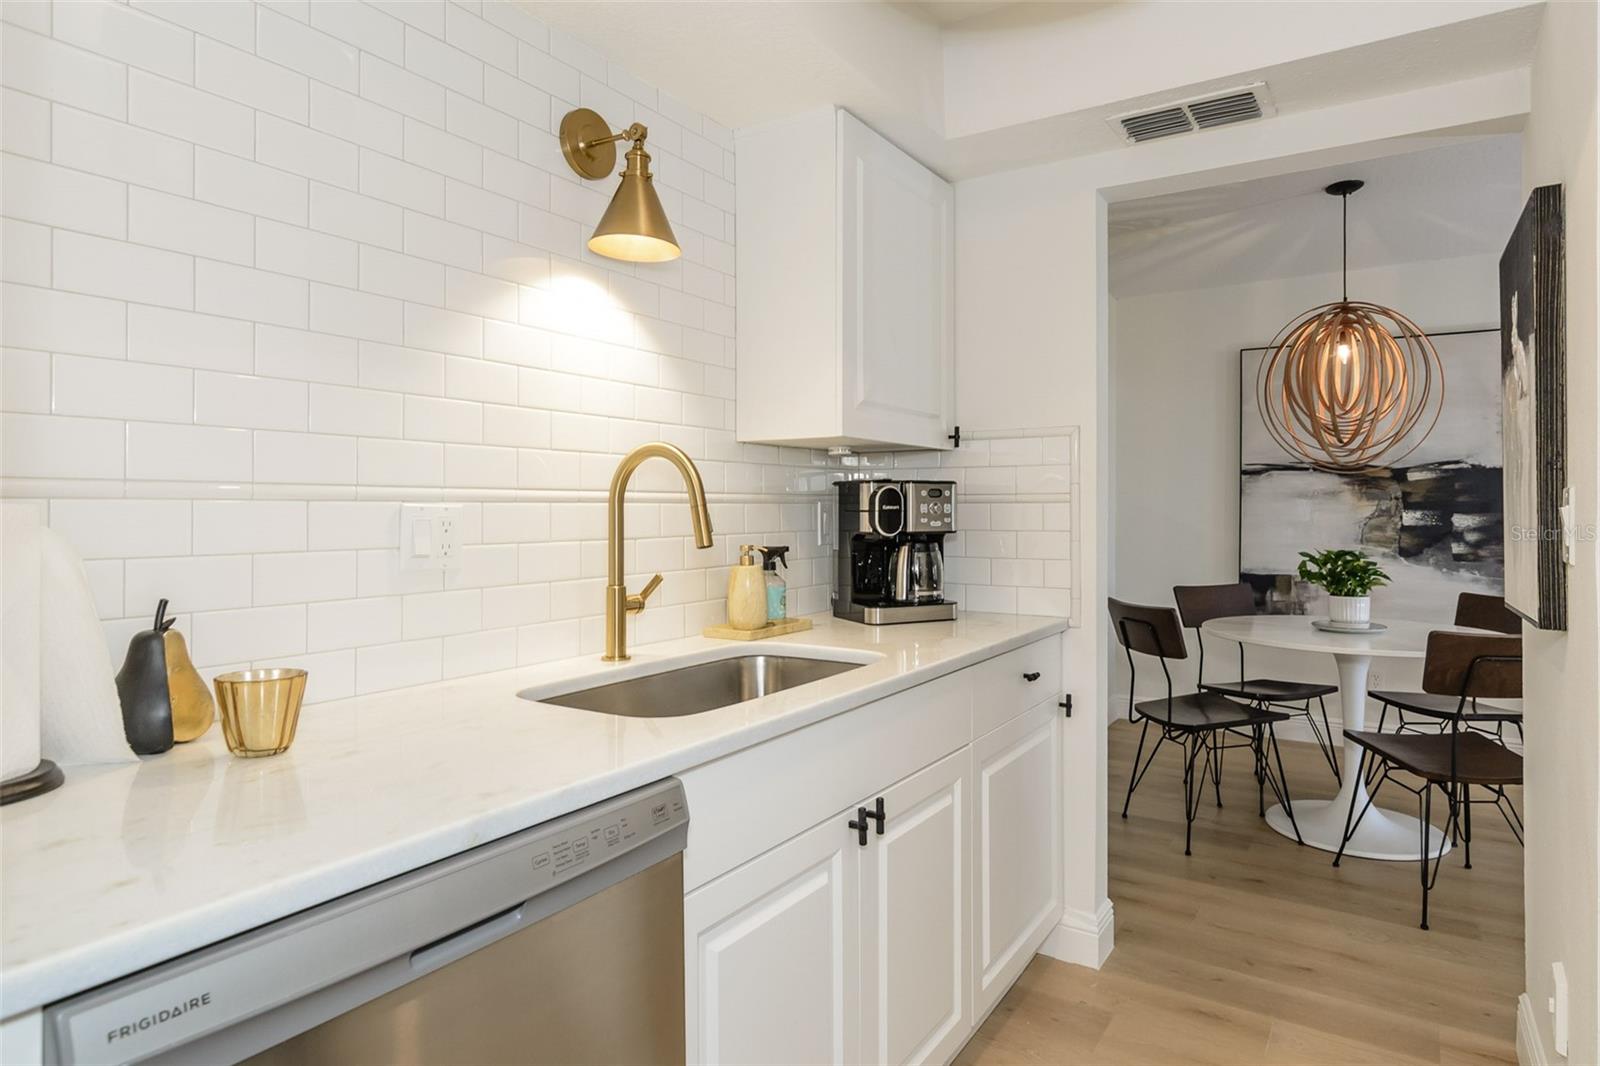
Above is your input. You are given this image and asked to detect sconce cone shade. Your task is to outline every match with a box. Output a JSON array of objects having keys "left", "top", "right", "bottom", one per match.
[{"left": 589, "top": 143, "right": 680, "bottom": 263}]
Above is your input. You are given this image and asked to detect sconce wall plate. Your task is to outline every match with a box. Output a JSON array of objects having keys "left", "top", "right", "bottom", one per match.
[{"left": 560, "top": 107, "right": 617, "bottom": 180}]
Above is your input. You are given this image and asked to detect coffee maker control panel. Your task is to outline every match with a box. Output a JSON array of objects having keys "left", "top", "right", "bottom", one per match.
[{"left": 904, "top": 482, "right": 956, "bottom": 533}]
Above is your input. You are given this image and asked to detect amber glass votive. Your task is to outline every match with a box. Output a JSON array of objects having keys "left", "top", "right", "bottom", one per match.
[{"left": 214, "top": 669, "right": 308, "bottom": 757}]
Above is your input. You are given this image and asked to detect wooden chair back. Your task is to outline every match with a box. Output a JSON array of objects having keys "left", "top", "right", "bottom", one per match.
[
  {"left": 1421, "top": 632, "right": 1523, "bottom": 701},
  {"left": 1454, "top": 592, "right": 1522, "bottom": 635},
  {"left": 1107, "top": 598, "right": 1188, "bottom": 660},
  {"left": 1172, "top": 582, "right": 1257, "bottom": 628}
]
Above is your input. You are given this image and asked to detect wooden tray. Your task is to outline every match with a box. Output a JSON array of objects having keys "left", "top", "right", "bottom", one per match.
[{"left": 703, "top": 617, "right": 813, "bottom": 641}]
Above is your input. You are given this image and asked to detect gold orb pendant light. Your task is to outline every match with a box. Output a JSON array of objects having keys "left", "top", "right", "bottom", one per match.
[
  {"left": 558, "top": 107, "right": 681, "bottom": 263},
  {"left": 1258, "top": 180, "right": 1444, "bottom": 472}
]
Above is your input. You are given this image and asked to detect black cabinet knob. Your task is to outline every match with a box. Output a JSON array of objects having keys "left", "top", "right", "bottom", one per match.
[
  {"left": 1022, "top": 671, "right": 1041, "bottom": 682},
  {"left": 863, "top": 797, "right": 885, "bottom": 834},
  {"left": 848, "top": 809, "right": 870, "bottom": 846}
]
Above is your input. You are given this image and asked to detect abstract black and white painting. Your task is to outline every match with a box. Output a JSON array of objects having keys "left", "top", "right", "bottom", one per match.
[
  {"left": 1239, "top": 330, "right": 1503, "bottom": 621},
  {"left": 1499, "top": 184, "right": 1567, "bottom": 630}
]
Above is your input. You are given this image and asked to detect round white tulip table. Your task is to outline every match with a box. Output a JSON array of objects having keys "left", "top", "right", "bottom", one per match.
[{"left": 1200, "top": 614, "right": 1459, "bottom": 861}]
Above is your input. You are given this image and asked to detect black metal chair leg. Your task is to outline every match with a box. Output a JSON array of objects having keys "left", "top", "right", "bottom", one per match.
[
  {"left": 1121, "top": 718, "right": 1151, "bottom": 819},
  {"left": 1462, "top": 782, "right": 1473, "bottom": 870},
  {"left": 1211, "top": 732, "right": 1224, "bottom": 808},
  {"left": 1318, "top": 697, "right": 1340, "bottom": 782},
  {"left": 1267, "top": 725, "right": 1302, "bottom": 844},
  {"left": 1420, "top": 785, "right": 1432, "bottom": 930},
  {"left": 1254, "top": 725, "right": 1266, "bottom": 816},
  {"left": 1182, "top": 733, "right": 1204, "bottom": 856},
  {"left": 1333, "top": 749, "right": 1370, "bottom": 868}
]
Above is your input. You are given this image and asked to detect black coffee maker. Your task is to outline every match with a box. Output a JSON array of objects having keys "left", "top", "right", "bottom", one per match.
[{"left": 832, "top": 480, "right": 958, "bottom": 624}]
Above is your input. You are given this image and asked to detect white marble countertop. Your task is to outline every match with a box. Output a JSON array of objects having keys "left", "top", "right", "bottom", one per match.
[{"left": 0, "top": 611, "right": 1067, "bottom": 1016}]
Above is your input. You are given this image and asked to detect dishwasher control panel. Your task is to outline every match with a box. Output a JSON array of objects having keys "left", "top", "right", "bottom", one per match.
[{"left": 43, "top": 779, "right": 688, "bottom": 1066}]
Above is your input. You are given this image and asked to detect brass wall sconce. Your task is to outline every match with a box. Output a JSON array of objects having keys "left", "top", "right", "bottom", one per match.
[{"left": 558, "top": 107, "right": 681, "bottom": 263}]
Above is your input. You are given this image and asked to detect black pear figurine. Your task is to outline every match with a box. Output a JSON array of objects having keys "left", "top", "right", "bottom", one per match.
[{"left": 116, "top": 599, "right": 177, "bottom": 755}]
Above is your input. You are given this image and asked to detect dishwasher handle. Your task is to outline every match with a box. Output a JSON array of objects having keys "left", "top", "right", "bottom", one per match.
[{"left": 410, "top": 903, "right": 526, "bottom": 973}]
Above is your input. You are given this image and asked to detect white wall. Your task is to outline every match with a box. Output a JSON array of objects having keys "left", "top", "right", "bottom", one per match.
[
  {"left": 1109, "top": 253, "right": 1502, "bottom": 714},
  {"left": 1519, "top": 2, "right": 1600, "bottom": 1063}
]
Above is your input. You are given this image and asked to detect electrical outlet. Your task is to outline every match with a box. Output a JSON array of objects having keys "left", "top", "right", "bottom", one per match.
[{"left": 400, "top": 504, "right": 463, "bottom": 572}]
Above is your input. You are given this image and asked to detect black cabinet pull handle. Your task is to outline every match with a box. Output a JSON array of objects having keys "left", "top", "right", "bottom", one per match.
[
  {"left": 1022, "top": 671, "right": 1041, "bottom": 682},
  {"left": 863, "top": 797, "right": 885, "bottom": 834},
  {"left": 848, "top": 809, "right": 870, "bottom": 846}
]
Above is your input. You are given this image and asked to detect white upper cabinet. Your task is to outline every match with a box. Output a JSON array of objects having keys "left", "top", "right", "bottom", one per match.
[{"left": 735, "top": 108, "right": 954, "bottom": 451}]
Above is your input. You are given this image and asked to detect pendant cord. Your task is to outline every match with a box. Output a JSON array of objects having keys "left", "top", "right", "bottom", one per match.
[{"left": 1341, "top": 191, "right": 1348, "bottom": 302}]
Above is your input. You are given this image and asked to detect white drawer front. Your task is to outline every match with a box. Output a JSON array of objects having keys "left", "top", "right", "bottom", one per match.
[{"left": 971, "top": 637, "right": 1062, "bottom": 738}]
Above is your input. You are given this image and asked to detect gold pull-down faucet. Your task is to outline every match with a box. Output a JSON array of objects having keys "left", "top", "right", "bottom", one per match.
[{"left": 604, "top": 443, "right": 715, "bottom": 661}]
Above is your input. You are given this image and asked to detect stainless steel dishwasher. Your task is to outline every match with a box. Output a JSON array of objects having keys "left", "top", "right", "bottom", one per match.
[{"left": 43, "top": 779, "right": 689, "bottom": 1066}]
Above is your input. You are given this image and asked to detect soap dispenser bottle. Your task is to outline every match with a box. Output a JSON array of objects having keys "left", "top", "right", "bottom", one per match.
[
  {"left": 727, "top": 544, "right": 768, "bottom": 630},
  {"left": 758, "top": 545, "right": 790, "bottom": 622}
]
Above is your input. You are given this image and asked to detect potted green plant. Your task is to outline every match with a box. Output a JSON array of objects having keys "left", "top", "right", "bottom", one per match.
[{"left": 1296, "top": 549, "right": 1390, "bottom": 627}]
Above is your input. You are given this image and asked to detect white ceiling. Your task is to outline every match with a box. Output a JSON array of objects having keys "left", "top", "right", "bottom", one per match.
[
  {"left": 521, "top": 1, "right": 1543, "bottom": 181},
  {"left": 1107, "top": 134, "right": 1524, "bottom": 296}
]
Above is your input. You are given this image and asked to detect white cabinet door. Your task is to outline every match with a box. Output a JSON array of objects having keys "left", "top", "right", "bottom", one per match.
[
  {"left": 972, "top": 701, "right": 1062, "bottom": 1019},
  {"left": 858, "top": 749, "right": 971, "bottom": 1065},
  {"left": 684, "top": 811, "right": 861, "bottom": 1066},
  {"left": 838, "top": 110, "right": 954, "bottom": 451}
]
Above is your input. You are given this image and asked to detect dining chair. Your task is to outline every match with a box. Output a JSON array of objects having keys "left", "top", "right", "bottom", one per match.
[
  {"left": 1333, "top": 631, "right": 1523, "bottom": 929},
  {"left": 1109, "top": 597, "right": 1302, "bottom": 856},
  {"left": 1372, "top": 592, "right": 1524, "bottom": 742},
  {"left": 1173, "top": 582, "right": 1342, "bottom": 781}
]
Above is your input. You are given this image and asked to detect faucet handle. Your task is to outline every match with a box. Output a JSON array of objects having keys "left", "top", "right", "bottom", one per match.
[{"left": 626, "top": 573, "right": 664, "bottom": 613}]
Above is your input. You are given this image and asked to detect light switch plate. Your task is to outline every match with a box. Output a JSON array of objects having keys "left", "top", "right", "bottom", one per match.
[{"left": 400, "top": 504, "right": 463, "bottom": 572}]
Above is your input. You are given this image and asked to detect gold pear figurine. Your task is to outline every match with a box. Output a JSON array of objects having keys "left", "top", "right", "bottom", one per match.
[{"left": 164, "top": 627, "right": 214, "bottom": 742}]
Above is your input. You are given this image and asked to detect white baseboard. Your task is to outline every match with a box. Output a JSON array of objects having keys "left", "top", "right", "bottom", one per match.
[
  {"left": 1038, "top": 899, "right": 1114, "bottom": 969},
  {"left": 1518, "top": 992, "right": 1552, "bottom": 1066}
]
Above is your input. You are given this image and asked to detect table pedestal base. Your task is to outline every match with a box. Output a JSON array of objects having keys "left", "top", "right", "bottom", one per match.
[{"left": 1266, "top": 799, "right": 1450, "bottom": 861}]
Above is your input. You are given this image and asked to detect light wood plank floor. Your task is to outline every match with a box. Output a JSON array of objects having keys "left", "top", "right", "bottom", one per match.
[{"left": 957, "top": 721, "right": 1524, "bottom": 1065}]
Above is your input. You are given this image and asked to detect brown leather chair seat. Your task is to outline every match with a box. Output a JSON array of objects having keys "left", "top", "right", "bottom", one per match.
[
  {"left": 1369, "top": 689, "right": 1523, "bottom": 724},
  {"left": 1345, "top": 729, "right": 1523, "bottom": 786},
  {"left": 1202, "top": 677, "right": 1337, "bottom": 702},
  {"left": 1134, "top": 691, "right": 1291, "bottom": 731}
]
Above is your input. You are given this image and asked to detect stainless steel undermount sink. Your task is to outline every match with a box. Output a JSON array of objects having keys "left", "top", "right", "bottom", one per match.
[{"left": 522, "top": 654, "right": 866, "bottom": 718}]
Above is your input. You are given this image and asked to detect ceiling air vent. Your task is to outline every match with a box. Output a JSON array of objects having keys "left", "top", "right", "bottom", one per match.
[{"left": 1111, "top": 83, "right": 1275, "bottom": 145}]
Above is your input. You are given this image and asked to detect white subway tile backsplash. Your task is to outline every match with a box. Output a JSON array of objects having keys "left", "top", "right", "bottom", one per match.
[
  {"left": 253, "top": 550, "right": 357, "bottom": 605},
  {"left": 127, "top": 422, "right": 252, "bottom": 481},
  {"left": 5, "top": 1, "right": 1063, "bottom": 702},
  {"left": 307, "top": 596, "right": 401, "bottom": 652},
  {"left": 52, "top": 105, "right": 193, "bottom": 194},
  {"left": 257, "top": 113, "right": 358, "bottom": 188},
  {"left": 193, "top": 500, "right": 306, "bottom": 554},
  {"left": 195, "top": 371, "right": 309, "bottom": 431},
  {"left": 196, "top": 260, "right": 309, "bottom": 328},
  {"left": 52, "top": 354, "right": 192, "bottom": 423},
  {"left": 256, "top": 7, "right": 358, "bottom": 89},
  {"left": 310, "top": 283, "right": 403, "bottom": 343},
  {"left": 403, "top": 25, "right": 482, "bottom": 99},
  {"left": 129, "top": 305, "right": 254, "bottom": 372},
  {"left": 355, "top": 636, "right": 441, "bottom": 693},
  {"left": 310, "top": 2, "right": 404, "bottom": 64},
  {"left": 132, "top": 1, "right": 256, "bottom": 51},
  {"left": 254, "top": 429, "right": 357, "bottom": 483},
  {"left": 128, "top": 71, "right": 254, "bottom": 157},
  {"left": 129, "top": 187, "right": 255, "bottom": 266},
  {"left": 255, "top": 324, "right": 357, "bottom": 385},
  {"left": 256, "top": 220, "right": 359, "bottom": 288},
  {"left": 2, "top": 413, "right": 124, "bottom": 479},
  {"left": 52, "top": 499, "right": 191, "bottom": 559},
  {"left": 358, "top": 437, "right": 442, "bottom": 485},
  {"left": 195, "top": 147, "right": 309, "bottom": 225},
  {"left": 1, "top": 26, "right": 126, "bottom": 119},
  {"left": 2, "top": 283, "right": 126, "bottom": 358},
  {"left": 196, "top": 37, "right": 308, "bottom": 121},
  {"left": 1, "top": 153, "right": 127, "bottom": 238},
  {"left": 309, "top": 383, "right": 403, "bottom": 437},
  {"left": 53, "top": 230, "right": 193, "bottom": 309},
  {"left": 191, "top": 604, "right": 305, "bottom": 663},
  {"left": 309, "top": 82, "right": 403, "bottom": 155},
  {"left": 125, "top": 555, "right": 253, "bottom": 615}
]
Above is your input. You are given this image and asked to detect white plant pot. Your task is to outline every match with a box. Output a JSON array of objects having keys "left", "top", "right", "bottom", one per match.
[{"left": 1328, "top": 595, "right": 1371, "bottom": 626}]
